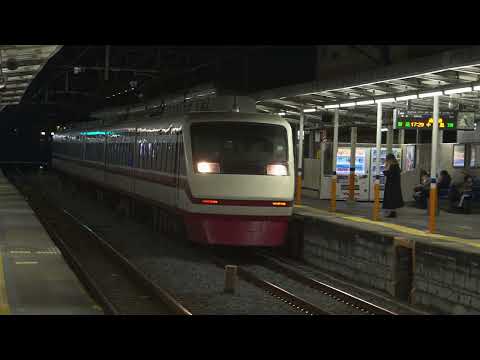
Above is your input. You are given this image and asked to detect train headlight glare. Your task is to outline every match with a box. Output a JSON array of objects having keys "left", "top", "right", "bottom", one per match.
[
  {"left": 197, "top": 162, "right": 220, "bottom": 174},
  {"left": 266, "top": 164, "right": 288, "bottom": 176}
]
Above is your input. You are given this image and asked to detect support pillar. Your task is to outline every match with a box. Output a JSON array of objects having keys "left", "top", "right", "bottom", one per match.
[
  {"left": 399, "top": 129, "right": 405, "bottom": 146},
  {"left": 330, "top": 109, "right": 339, "bottom": 212},
  {"left": 295, "top": 110, "right": 304, "bottom": 205},
  {"left": 348, "top": 127, "right": 357, "bottom": 202},
  {"left": 438, "top": 129, "right": 444, "bottom": 172},
  {"left": 309, "top": 130, "right": 314, "bottom": 159},
  {"left": 373, "top": 102, "right": 382, "bottom": 221},
  {"left": 387, "top": 124, "right": 394, "bottom": 154},
  {"left": 429, "top": 96, "right": 440, "bottom": 233},
  {"left": 319, "top": 130, "right": 326, "bottom": 199}
]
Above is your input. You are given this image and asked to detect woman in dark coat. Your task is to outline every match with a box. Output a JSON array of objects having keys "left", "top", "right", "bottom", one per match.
[{"left": 383, "top": 153, "right": 404, "bottom": 218}]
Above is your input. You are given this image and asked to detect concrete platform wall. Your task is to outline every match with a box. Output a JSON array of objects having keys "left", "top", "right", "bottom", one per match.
[
  {"left": 298, "top": 212, "right": 480, "bottom": 314},
  {"left": 300, "top": 216, "right": 402, "bottom": 298},
  {"left": 414, "top": 243, "right": 480, "bottom": 314}
]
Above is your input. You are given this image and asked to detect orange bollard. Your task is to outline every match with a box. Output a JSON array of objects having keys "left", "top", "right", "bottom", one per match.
[
  {"left": 295, "top": 174, "right": 302, "bottom": 205},
  {"left": 373, "top": 180, "right": 380, "bottom": 221},
  {"left": 330, "top": 175, "right": 337, "bottom": 212},
  {"left": 348, "top": 170, "right": 355, "bottom": 201},
  {"left": 428, "top": 184, "right": 437, "bottom": 233}
]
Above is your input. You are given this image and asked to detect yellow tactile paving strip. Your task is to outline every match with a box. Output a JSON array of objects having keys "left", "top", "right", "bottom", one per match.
[
  {"left": 295, "top": 204, "right": 480, "bottom": 250},
  {"left": 0, "top": 250, "right": 11, "bottom": 315}
]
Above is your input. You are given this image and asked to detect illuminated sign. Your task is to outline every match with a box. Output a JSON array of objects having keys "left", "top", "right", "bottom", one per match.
[
  {"left": 80, "top": 131, "right": 113, "bottom": 136},
  {"left": 395, "top": 111, "right": 456, "bottom": 130}
]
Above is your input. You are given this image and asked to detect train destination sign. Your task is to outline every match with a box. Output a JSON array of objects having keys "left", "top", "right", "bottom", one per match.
[{"left": 395, "top": 111, "right": 456, "bottom": 130}]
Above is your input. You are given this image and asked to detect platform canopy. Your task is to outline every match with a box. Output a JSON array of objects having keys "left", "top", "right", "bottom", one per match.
[
  {"left": 254, "top": 46, "right": 480, "bottom": 127},
  {"left": 0, "top": 45, "right": 62, "bottom": 110}
]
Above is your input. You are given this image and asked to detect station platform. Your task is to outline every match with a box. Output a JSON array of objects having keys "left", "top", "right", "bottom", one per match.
[
  {"left": 294, "top": 196, "right": 480, "bottom": 314},
  {"left": 0, "top": 171, "right": 101, "bottom": 315},
  {"left": 296, "top": 196, "right": 480, "bottom": 247}
]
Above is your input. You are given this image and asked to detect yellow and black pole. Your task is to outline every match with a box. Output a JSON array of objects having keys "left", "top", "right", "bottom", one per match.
[
  {"left": 428, "top": 95, "right": 440, "bottom": 233},
  {"left": 373, "top": 102, "right": 382, "bottom": 221},
  {"left": 348, "top": 126, "right": 357, "bottom": 202},
  {"left": 295, "top": 109, "right": 304, "bottom": 205},
  {"left": 330, "top": 108, "right": 339, "bottom": 212}
]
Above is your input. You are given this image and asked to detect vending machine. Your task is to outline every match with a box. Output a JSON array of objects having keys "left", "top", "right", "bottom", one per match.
[
  {"left": 321, "top": 147, "right": 370, "bottom": 201},
  {"left": 368, "top": 147, "right": 402, "bottom": 201}
]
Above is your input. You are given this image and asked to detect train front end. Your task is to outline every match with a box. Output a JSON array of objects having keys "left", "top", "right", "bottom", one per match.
[{"left": 181, "top": 113, "right": 294, "bottom": 247}]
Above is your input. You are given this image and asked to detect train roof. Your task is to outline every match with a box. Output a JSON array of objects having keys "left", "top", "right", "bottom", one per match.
[{"left": 60, "top": 111, "right": 290, "bottom": 134}]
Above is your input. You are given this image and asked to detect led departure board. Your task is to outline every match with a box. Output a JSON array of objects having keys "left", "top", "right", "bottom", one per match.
[{"left": 395, "top": 111, "right": 456, "bottom": 130}]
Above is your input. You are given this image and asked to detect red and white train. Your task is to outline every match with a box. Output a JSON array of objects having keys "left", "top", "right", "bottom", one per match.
[{"left": 52, "top": 111, "right": 295, "bottom": 247}]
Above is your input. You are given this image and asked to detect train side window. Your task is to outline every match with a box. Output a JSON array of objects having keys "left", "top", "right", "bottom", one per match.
[
  {"left": 165, "top": 139, "right": 170, "bottom": 173},
  {"left": 128, "top": 142, "right": 133, "bottom": 167},
  {"left": 167, "top": 137, "right": 173, "bottom": 174},
  {"left": 139, "top": 141, "right": 144, "bottom": 169},
  {"left": 172, "top": 136, "right": 177, "bottom": 174},
  {"left": 172, "top": 139, "right": 177, "bottom": 174},
  {"left": 161, "top": 137, "right": 167, "bottom": 173},
  {"left": 155, "top": 141, "right": 160, "bottom": 171},
  {"left": 164, "top": 138, "right": 169, "bottom": 173},
  {"left": 124, "top": 141, "right": 128, "bottom": 166},
  {"left": 148, "top": 140, "right": 153, "bottom": 170},
  {"left": 155, "top": 141, "right": 162, "bottom": 171},
  {"left": 172, "top": 140, "right": 178, "bottom": 175},
  {"left": 159, "top": 141, "right": 164, "bottom": 172},
  {"left": 146, "top": 141, "right": 151, "bottom": 170},
  {"left": 145, "top": 139, "right": 150, "bottom": 169},
  {"left": 179, "top": 137, "right": 186, "bottom": 176},
  {"left": 123, "top": 140, "right": 127, "bottom": 166},
  {"left": 155, "top": 140, "right": 160, "bottom": 171}
]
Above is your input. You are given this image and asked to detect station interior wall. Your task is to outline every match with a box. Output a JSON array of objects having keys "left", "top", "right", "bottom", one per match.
[{"left": 301, "top": 138, "right": 480, "bottom": 201}]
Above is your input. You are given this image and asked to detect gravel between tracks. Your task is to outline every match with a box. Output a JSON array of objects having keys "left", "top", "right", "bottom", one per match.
[{"left": 30, "top": 171, "right": 302, "bottom": 315}]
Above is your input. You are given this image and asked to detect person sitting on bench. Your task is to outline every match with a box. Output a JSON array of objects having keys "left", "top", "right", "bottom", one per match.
[
  {"left": 458, "top": 175, "right": 474, "bottom": 210},
  {"left": 438, "top": 170, "right": 452, "bottom": 191},
  {"left": 449, "top": 175, "right": 474, "bottom": 212},
  {"left": 413, "top": 172, "right": 431, "bottom": 209}
]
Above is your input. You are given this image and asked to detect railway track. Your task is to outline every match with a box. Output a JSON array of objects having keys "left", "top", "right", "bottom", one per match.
[
  {"left": 255, "top": 252, "right": 397, "bottom": 315},
  {"left": 211, "top": 254, "right": 330, "bottom": 315},
  {"left": 211, "top": 250, "right": 397, "bottom": 315},
  {"left": 8, "top": 168, "right": 191, "bottom": 316}
]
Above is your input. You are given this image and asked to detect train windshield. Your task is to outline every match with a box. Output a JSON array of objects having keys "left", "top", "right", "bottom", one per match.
[{"left": 191, "top": 122, "right": 288, "bottom": 175}]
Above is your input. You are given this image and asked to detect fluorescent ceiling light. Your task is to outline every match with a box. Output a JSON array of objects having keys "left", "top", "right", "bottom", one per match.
[
  {"left": 324, "top": 104, "right": 339, "bottom": 109},
  {"left": 381, "top": 128, "right": 388, "bottom": 132},
  {"left": 356, "top": 100, "right": 375, "bottom": 105},
  {"left": 278, "top": 112, "right": 286, "bottom": 116},
  {"left": 303, "top": 108, "right": 317, "bottom": 113},
  {"left": 376, "top": 98, "right": 396, "bottom": 103},
  {"left": 396, "top": 94, "right": 418, "bottom": 101},
  {"left": 474, "top": 85, "right": 480, "bottom": 91},
  {"left": 418, "top": 91, "right": 443, "bottom": 98},
  {"left": 444, "top": 86, "right": 473, "bottom": 95},
  {"left": 339, "top": 102, "right": 356, "bottom": 108}
]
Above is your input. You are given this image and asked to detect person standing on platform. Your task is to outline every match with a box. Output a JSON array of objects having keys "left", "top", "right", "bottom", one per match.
[{"left": 383, "top": 153, "right": 404, "bottom": 218}]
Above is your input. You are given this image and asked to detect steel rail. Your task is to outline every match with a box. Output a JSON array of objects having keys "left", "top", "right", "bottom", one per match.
[
  {"left": 256, "top": 252, "right": 397, "bottom": 315},
  {"left": 210, "top": 255, "right": 332, "bottom": 315}
]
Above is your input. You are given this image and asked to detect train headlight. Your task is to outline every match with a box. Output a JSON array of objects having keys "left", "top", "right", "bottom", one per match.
[
  {"left": 197, "top": 161, "right": 220, "bottom": 174},
  {"left": 266, "top": 164, "right": 288, "bottom": 176}
]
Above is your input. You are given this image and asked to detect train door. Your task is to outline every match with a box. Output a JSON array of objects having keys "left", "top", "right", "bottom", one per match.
[{"left": 174, "top": 132, "right": 183, "bottom": 207}]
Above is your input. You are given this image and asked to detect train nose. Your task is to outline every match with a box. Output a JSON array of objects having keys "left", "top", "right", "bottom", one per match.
[{"left": 184, "top": 213, "right": 289, "bottom": 246}]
